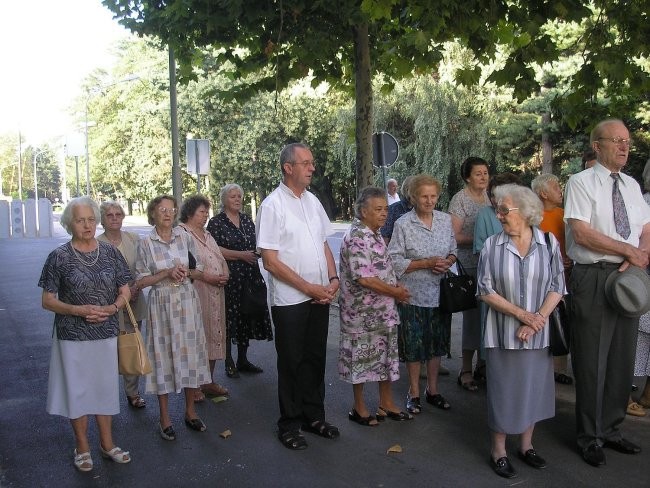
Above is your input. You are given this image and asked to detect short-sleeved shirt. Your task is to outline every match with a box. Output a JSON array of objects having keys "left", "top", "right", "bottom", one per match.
[
  {"left": 473, "top": 205, "right": 502, "bottom": 254},
  {"left": 539, "top": 207, "right": 566, "bottom": 259},
  {"left": 387, "top": 193, "right": 400, "bottom": 205},
  {"left": 38, "top": 241, "right": 132, "bottom": 341},
  {"left": 477, "top": 227, "right": 566, "bottom": 350},
  {"left": 448, "top": 188, "right": 490, "bottom": 268},
  {"left": 388, "top": 209, "right": 457, "bottom": 308},
  {"left": 256, "top": 182, "right": 333, "bottom": 306},
  {"left": 338, "top": 218, "right": 400, "bottom": 334},
  {"left": 564, "top": 163, "right": 650, "bottom": 264},
  {"left": 380, "top": 198, "right": 412, "bottom": 239}
]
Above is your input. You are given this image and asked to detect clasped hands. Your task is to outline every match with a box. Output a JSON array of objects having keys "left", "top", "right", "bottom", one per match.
[
  {"left": 79, "top": 304, "right": 112, "bottom": 323},
  {"left": 517, "top": 310, "right": 546, "bottom": 342},
  {"left": 428, "top": 256, "right": 454, "bottom": 275},
  {"left": 309, "top": 281, "right": 340, "bottom": 305}
]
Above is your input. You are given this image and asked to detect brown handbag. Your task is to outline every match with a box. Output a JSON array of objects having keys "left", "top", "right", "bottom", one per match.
[{"left": 117, "top": 301, "right": 152, "bottom": 375}]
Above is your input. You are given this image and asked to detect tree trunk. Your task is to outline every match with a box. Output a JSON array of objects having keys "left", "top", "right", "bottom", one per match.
[
  {"left": 353, "top": 23, "right": 373, "bottom": 190},
  {"left": 541, "top": 111, "right": 553, "bottom": 174}
]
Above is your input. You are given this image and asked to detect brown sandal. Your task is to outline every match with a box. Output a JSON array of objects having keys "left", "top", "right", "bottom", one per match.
[
  {"left": 201, "top": 383, "right": 229, "bottom": 396},
  {"left": 127, "top": 394, "right": 146, "bottom": 408},
  {"left": 457, "top": 371, "right": 478, "bottom": 392}
]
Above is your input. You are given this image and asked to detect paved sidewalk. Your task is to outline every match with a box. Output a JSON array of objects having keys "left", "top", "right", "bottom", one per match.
[{"left": 1, "top": 223, "right": 649, "bottom": 488}]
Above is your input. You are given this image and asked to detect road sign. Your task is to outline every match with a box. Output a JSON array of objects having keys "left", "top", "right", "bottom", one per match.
[{"left": 372, "top": 132, "right": 399, "bottom": 168}]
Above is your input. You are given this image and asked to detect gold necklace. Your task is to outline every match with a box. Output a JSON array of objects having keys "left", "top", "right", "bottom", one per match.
[{"left": 72, "top": 240, "right": 100, "bottom": 267}]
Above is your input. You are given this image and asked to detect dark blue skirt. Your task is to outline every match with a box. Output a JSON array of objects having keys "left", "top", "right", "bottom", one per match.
[{"left": 397, "top": 304, "right": 451, "bottom": 362}]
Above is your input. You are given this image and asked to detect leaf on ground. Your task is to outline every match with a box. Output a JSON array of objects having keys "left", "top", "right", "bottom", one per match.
[
  {"left": 212, "top": 395, "right": 228, "bottom": 404},
  {"left": 387, "top": 444, "right": 402, "bottom": 454},
  {"left": 220, "top": 429, "right": 232, "bottom": 439}
]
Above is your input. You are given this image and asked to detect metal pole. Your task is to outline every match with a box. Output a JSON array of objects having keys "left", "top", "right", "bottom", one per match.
[
  {"left": 84, "top": 97, "right": 90, "bottom": 196},
  {"left": 169, "top": 47, "right": 182, "bottom": 205},
  {"left": 195, "top": 142, "right": 200, "bottom": 193},
  {"left": 75, "top": 156, "right": 80, "bottom": 197},
  {"left": 18, "top": 131, "right": 23, "bottom": 200},
  {"left": 377, "top": 132, "right": 387, "bottom": 190}
]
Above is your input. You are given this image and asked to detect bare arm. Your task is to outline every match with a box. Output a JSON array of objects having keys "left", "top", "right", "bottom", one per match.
[
  {"left": 42, "top": 283, "right": 131, "bottom": 324},
  {"left": 569, "top": 219, "right": 650, "bottom": 269},
  {"left": 451, "top": 214, "right": 472, "bottom": 246},
  {"left": 357, "top": 277, "right": 410, "bottom": 303},
  {"left": 219, "top": 246, "right": 259, "bottom": 265}
]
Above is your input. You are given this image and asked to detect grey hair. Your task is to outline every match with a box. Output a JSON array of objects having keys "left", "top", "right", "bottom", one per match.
[
  {"left": 530, "top": 174, "right": 559, "bottom": 197},
  {"left": 401, "top": 175, "right": 415, "bottom": 200},
  {"left": 387, "top": 178, "right": 397, "bottom": 186},
  {"left": 354, "top": 187, "right": 387, "bottom": 219},
  {"left": 219, "top": 183, "right": 244, "bottom": 212},
  {"left": 494, "top": 184, "right": 543, "bottom": 226},
  {"left": 279, "top": 142, "right": 310, "bottom": 174},
  {"left": 99, "top": 200, "right": 125, "bottom": 227},
  {"left": 590, "top": 118, "right": 625, "bottom": 144},
  {"left": 60, "top": 196, "right": 100, "bottom": 235}
]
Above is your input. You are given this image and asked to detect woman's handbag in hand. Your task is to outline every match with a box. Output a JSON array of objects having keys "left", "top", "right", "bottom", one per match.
[
  {"left": 117, "top": 301, "right": 152, "bottom": 375},
  {"left": 543, "top": 232, "right": 571, "bottom": 356},
  {"left": 439, "top": 259, "right": 477, "bottom": 314},
  {"left": 548, "top": 298, "right": 571, "bottom": 356}
]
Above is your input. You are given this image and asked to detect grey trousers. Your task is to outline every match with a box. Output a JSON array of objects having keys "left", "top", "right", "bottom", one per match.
[{"left": 569, "top": 263, "right": 638, "bottom": 449}]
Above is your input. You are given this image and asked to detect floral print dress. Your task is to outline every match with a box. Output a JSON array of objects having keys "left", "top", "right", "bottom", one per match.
[{"left": 338, "top": 219, "right": 400, "bottom": 384}]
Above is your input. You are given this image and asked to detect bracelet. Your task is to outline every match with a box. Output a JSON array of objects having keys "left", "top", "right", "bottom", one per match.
[
  {"left": 535, "top": 311, "right": 545, "bottom": 319},
  {"left": 113, "top": 303, "right": 119, "bottom": 313},
  {"left": 329, "top": 276, "right": 340, "bottom": 283}
]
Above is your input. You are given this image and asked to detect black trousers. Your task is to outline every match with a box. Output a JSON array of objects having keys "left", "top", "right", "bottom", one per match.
[
  {"left": 272, "top": 301, "right": 330, "bottom": 433},
  {"left": 569, "top": 263, "right": 638, "bottom": 449}
]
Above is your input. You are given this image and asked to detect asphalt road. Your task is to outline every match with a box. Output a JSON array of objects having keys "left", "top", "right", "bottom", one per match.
[{"left": 1, "top": 220, "right": 649, "bottom": 488}]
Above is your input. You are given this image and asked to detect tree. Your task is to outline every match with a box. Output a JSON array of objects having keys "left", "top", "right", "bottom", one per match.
[{"left": 103, "top": 0, "right": 610, "bottom": 191}]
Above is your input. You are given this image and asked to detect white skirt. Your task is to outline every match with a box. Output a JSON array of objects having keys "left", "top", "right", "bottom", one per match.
[{"left": 46, "top": 336, "right": 120, "bottom": 419}]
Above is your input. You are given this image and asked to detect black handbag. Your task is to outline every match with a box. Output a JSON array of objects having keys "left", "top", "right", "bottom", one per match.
[
  {"left": 544, "top": 232, "right": 571, "bottom": 356},
  {"left": 439, "top": 259, "right": 477, "bottom": 313},
  {"left": 241, "top": 278, "right": 268, "bottom": 317}
]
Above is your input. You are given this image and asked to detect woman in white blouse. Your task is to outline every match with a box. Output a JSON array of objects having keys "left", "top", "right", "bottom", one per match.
[{"left": 477, "top": 184, "right": 565, "bottom": 479}]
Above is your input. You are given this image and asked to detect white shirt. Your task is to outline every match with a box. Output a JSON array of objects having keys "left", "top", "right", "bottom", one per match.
[
  {"left": 564, "top": 162, "right": 650, "bottom": 264},
  {"left": 256, "top": 182, "right": 333, "bottom": 306},
  {"left": 387, "top": 193, "right": 400, "bottom": 205}
]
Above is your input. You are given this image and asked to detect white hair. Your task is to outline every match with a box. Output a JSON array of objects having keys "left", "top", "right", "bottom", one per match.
[
  {"left": 60, "top": 197, "right": 100, "bottom": 235},
  {"left": 494, "top": 184, "right": 543, "bottom": 226},
  {"left": 219, "top": 183, "right": 244, "bottom": 212}
]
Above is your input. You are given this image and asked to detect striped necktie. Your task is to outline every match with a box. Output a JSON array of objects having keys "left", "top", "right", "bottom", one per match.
[{"left": 611, "top": 173, "right": 631, "bottom": 239}]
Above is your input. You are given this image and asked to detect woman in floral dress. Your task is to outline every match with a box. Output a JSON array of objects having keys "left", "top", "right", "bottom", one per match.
[
  {"left": 339, "top": 187, "right": 412, "bottom": 426},
  {"left": 207, "top": 183, "right": 273, "bottom": 378}
]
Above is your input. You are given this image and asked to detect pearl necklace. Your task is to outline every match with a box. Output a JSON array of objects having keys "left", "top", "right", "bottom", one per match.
[{"left": 72, "top": 240, "right": 100, "bottom": 267}]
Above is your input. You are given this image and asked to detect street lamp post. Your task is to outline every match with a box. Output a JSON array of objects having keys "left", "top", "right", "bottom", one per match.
[{"left": 33, "top": 149, "right": 46, "bottom": 200}]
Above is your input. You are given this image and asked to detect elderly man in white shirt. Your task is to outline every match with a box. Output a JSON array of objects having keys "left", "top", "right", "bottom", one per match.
[
  {"left": 257, "top": 142, "right": 340, "bottom": 451},
  {"left": 387, "top": 178, "right": 400, "bottom": 205},
  {"left": 565, "top": 118, "right": 650, "bottom": 467}
]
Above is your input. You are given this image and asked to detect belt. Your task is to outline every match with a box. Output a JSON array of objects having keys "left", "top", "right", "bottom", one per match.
[
  {"left": 574, "top": 261, "right": 621, "bottom": 269},
  {"left": 152, "top": 279, "right": 189, "bottom": 288}
]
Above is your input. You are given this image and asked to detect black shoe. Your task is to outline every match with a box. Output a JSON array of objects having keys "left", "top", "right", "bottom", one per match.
[
  {"left": 278, "top": 430, "right": 308, "bottom": 450},
  {"left": 237, "top": 360, "right": 263, "bottom": 373},
  {"left": 603, "top": 438, "right": 641, "bottom": 454},
  {"left": 582, "top": 444, "right": 606, "bottom": 466},
  {"left": 159, "top": 423, "right": 176, "bottom": 441},
  {"left": 518, "top": 449, "right": 547, "bottom": 469},
  {"left": 225, "top": 359, "right": 240, "bottom": 378},
  {"left": 490, "top": 456, "right": 517, "bottom": 479}
]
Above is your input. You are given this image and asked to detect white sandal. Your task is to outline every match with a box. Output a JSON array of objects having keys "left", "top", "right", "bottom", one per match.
[
  {"left": 100, "top": 446, "right": 131, "bottom": 464},
  {"left": 74, "top": 449, "right": 93, "bottom": 472}
]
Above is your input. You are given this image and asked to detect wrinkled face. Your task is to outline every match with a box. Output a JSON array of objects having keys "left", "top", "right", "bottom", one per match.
[
  {"left": 593, "top": 121, "right": 630, "bottom": 172},
  {"left": 284, "top": 147, "right": 315, "bottom": 190},
  {"left": 361, "top": 196, "right": 389, "bottom": 231},
  {"left": 466, "top": 164, "right": 489, "bottom": 191},
  {"left": 154, "top": 198, "right": 177, "bottom": 227},
  {"left": 495, "top": 196, "right": 524, "bottom": 234},
  {"left": 414, "top": 184, "right": 439, "bottom": 214},
  {"left": 189, "top": 204, "right": 210, "bottom": 228},
  {"left": 103, "top": 206, "right": 124, "bottom": 232},
  {"left": 224, "top": 189, "right": 242, "bottom": 213},
  {"left": 543, "top": 180, "right": 563, "bottom": 207},
  {"left": 71, "top": 205, "right": 97, "bottom": 240},
  {"left": 387, "top": 181, "right": 398, "bottom": 195}
]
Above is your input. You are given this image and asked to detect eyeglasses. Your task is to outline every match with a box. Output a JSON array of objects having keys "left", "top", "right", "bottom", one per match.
[
  {"left": 598, "top": 137, "right": 631, "bottom": 147},
  {"left": 74, "top": 217, "right": 97, "bottom": 225},
  {"left": 105, "top": 212, "right": 124, "bottom": 219},
  {"left": 292, "top": 160, "right": 316, "bottom": 168},
  {"left": 158, "top": 207, "right": 177, "bottom": 215},
  {"left": 495, "top": 206, "right": 519, "bottom": 216}
]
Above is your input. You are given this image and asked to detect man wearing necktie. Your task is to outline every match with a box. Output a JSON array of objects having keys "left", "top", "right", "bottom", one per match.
[{"left": 564, "top": 119, "right": 650, "bottom": 467}]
